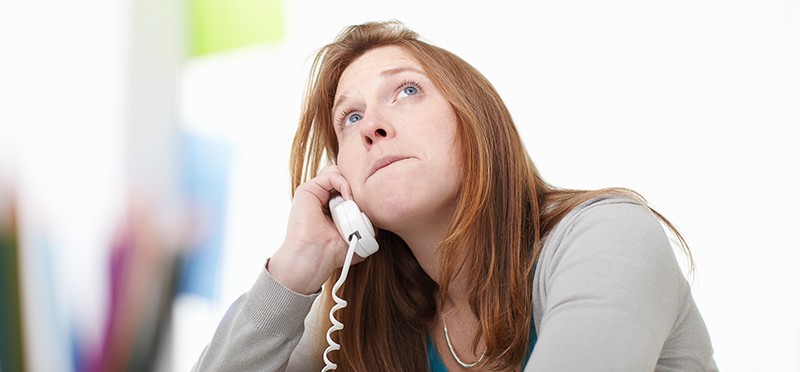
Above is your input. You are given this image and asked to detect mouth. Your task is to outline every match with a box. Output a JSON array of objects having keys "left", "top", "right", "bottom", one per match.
[{"left": 368, "top": 155, "right": 411, "bottom": 179}]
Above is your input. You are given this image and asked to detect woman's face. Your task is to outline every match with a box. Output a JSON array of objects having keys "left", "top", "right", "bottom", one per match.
[{"left": 332, "top": 45, "right": 463, "bottom": 233}]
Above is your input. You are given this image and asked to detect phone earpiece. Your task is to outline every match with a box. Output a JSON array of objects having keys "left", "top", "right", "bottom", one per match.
[{"left": 329, "top": 196, "right": 379, "bottom": 258}]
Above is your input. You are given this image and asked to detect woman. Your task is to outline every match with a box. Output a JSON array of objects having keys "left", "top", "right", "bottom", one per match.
[{"left": 193, "top": 21, "right": 717, "bottom": 371}]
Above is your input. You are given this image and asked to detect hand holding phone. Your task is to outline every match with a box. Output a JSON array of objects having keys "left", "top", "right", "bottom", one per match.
[{"left": 267, "top": 166, "right": 361, "bottom": 295}]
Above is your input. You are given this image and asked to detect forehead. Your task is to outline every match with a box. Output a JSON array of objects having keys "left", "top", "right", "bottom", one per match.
[{"left": 335, "top": 46, "right": 423, "bottom": 94}]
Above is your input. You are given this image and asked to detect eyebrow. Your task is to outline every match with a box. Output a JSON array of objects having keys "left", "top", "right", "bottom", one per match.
[
  {"left": 331, "top": 66, "right": 428, "bottom": 120},
  {"left": 380, "top": 66, "right": 426, "bottom": 79}
]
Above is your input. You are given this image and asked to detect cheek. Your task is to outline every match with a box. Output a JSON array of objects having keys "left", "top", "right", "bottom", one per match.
[
  {"left": 439, "top": 115, "right": 462, "bottom": 166},
  {"left": 335, "top": 147, "right": 360, "bottom": 187}
]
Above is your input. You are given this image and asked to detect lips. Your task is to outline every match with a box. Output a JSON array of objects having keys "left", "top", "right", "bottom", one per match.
[{"left": 368, "top": 155, "right": 411, "bottom": 179}]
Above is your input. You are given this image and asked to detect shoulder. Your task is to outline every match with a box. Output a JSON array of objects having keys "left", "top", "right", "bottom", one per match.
[
  {"left": 543, "top": 195, "right": 672, "bottom": 262},
  {"left": 528, "top": 196, "right": 714, "bottom": 370},
  {"left": 556, "top": 195, "right": 663, "bottom": 235},
  {"left": 533, "top": 194, "right": 687, "bottom": 315}
]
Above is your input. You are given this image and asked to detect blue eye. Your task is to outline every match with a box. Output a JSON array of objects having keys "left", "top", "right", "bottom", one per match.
[
  {"left": 346, "top": 113, "right": 363, "bottom": 126},
  {"left": 401, "top": 86, "right": 418, "bottom": 96}
]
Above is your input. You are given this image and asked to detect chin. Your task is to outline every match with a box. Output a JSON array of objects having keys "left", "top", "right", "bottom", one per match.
[
  {"left": 363, "top": 196, "right": 417, "bottom": 230},
  {"left": 356, "top": 173, "right": 459, "bottom": 233},
  {"left": 363, "top": 194, "right": 457, "bottom": 238}
]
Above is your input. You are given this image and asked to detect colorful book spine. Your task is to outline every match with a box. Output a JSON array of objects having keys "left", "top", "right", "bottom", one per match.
[{"left": 0, "top": 200, "right": 25, "bottom": 372}]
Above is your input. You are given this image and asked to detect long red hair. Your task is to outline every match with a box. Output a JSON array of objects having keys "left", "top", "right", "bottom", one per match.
[{"left": 290, "top": 21, "right": 691, "bottom": 371}]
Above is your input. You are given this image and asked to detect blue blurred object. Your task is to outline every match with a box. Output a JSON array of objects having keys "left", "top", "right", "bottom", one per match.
[{"left": 177, "top": 130, "right": 232, "bottom": 300}]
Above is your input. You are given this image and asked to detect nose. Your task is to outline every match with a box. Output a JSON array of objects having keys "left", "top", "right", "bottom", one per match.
[{"left": 359, "top": 110, "right": 395, "bottom": 149}]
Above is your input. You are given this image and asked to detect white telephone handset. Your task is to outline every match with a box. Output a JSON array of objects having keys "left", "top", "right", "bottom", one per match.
[
  {"left": 322, "top": 196, "right": 379, "bottom": 371},
  {"left": 328, "top": 195, "right": 379, "bottom": 257}
]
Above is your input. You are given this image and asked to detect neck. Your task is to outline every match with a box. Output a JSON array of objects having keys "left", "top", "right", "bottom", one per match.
[
  {"left": 394, "top": 226, "right": 472, "bottom": 316},
  {"left": 394, "top": 225, "right": 443, "bottom": 281},
  {"left": 390, "top": 198, "right": 453, "bottom": 283},
  {"left": 389, "top": 198, "right": 473, "bottom": 313}
]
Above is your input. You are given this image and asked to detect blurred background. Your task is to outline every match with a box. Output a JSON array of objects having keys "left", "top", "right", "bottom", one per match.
[{"left": 0, "top": 0, "right": 798, "bottom": 371}]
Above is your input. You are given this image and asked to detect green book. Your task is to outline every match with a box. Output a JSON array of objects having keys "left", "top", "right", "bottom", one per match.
[
  {"left": 189, "top": 0, "right": 284, "bottom": 56},
  {"left": 0, "top": 211, "right": 25, "bottom": 372}
]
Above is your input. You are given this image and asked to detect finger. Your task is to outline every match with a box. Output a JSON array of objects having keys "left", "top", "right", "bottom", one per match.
[
  {"left": 332, "top": 175, "right": 352, "bottom": 200},
  {"left": 297, "top": 169, "right": 352, "bottom": 206},
  {"left": 314, "top": 165, "right": 353, "bottom": 200},
  {"left": 317, "top": 164, "right": 340, "bottom": 176}
]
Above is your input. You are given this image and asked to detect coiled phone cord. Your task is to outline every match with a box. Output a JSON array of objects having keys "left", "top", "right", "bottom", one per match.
[{"left": 321, "top": 234, "right": 359, "bottom": 371}]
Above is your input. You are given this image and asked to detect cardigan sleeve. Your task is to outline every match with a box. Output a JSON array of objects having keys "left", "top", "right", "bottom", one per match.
[{"left": 192, "top": 264, "right": 321, "bottom": 372}]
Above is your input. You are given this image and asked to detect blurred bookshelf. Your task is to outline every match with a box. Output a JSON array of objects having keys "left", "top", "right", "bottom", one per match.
[{"left": 1, "top": 196, "right": 24, "bottom": 372}]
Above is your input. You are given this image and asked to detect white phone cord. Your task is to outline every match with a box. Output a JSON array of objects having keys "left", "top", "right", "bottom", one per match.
[{"left": 321, "top": 235, "right": 359, "bottom": 372}]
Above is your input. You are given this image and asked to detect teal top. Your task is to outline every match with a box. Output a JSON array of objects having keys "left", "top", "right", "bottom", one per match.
[{"left": 427, "top": 318, "right": 537, "bottom": 371}]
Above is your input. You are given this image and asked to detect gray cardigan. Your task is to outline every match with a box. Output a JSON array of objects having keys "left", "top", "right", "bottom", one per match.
[{"left": 193, "top": 196, "right": 718, "bottom": 371}]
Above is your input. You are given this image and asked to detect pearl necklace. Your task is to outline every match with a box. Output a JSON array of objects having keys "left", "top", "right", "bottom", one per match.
[{"left": 441, "top": 315, "right": 486, "bottom": 368}]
